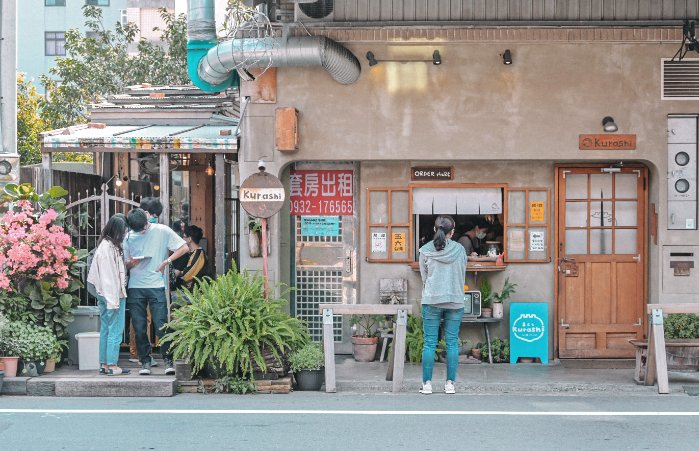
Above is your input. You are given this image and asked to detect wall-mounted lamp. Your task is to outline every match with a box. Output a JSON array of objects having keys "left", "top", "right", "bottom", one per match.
[
  {"left": 502, "top": 49, "right": 513, "bottom": 65},
  {"left": 153, "top": 184, "right": 160, "bottom": 191},
  {"left": 205, "top": 159, "right": 215, "bottom": 176},
  {"left": 115, "top": 167, "right": 128, "bottom": 187},
  {"left": 602, "top": 116, "right": 618, "bottom": 132},
  {"left": 365, "top": 50, "right": 442, "bottom": 66}
]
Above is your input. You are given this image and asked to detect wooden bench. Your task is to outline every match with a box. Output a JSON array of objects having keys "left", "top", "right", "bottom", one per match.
[
  {"left": 643, "top": 303, "right": 699, "bottom": 394},
  {"left": 319, "top": 303, "right": 413, "bottom": 393},
  {"left": 629, "top": 339, "right": 699, "bottom": 384}
]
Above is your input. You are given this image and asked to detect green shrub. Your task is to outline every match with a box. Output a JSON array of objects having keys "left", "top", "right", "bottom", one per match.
[
  {"left": 161, "top": 266, "right": 310, "bottom": 378},
  {"left": 405, "top": 315, "right": 424, "bottom": 364},
  {"left": 4, "top": 321, "right": 60, "bottom": 361},
  {"left": 664, "top": 314, "right": 699, "bottom": 339},
  {"left": 349, "top": 314, "right": 382, "bottom": 337},
  {"left": 288, "top": 343, "right": 324, "bottom": 372},
  {"left": 479, "top": 338, "right": 510, "bottom": 363},
  {"left": 212, "top": 376, "right": 257, "bottom": 394}
]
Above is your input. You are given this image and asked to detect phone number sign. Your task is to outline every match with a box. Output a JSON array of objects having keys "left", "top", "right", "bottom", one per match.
[{"left": 289, "top": 170, "right": 354, "bottom": 216}]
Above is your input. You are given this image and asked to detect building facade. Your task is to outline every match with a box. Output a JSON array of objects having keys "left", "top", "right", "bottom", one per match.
[{"left": 222, "top": 0, "right": 699, "bottom": 359}]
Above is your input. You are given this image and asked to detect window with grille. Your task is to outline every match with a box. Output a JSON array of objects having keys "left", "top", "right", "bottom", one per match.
[
  {"left": 45, "top": 0, "right": 66, "bottom": 6},
  {"left": 45, "top": 32, "right": 66, "bottom": 56},
  {"left": 86, "top": 0, "right": 110, "bottom": 6}
]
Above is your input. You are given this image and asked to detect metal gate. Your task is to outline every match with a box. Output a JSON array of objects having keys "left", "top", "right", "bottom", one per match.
[{"left": 65, "top": 184, "right": 140, "bottom": 306}]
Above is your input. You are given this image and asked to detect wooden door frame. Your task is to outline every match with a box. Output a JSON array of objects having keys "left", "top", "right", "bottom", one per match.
[{"left": 553, "top": 163, "right": 649, "bottom": 359}]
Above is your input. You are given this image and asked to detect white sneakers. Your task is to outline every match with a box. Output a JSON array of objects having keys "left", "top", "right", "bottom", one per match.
[
  {"left": 419, "top": 380, "right": 456, "bottom": 394},
  {"left": 419, "top": 381, "right": 433, "bottom": 394}
]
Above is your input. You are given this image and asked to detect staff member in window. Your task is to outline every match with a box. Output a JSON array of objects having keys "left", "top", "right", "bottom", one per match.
[
  {"left": 418, "top": 215, "right": 467, "bottom": 395},
  {"left": 458, "top": 219, "right": 489, "bottom": 257}
]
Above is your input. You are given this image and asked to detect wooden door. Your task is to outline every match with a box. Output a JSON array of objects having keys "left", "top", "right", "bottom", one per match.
[{"left": 556, "top": 166, "right": 647, "bottom": 358}]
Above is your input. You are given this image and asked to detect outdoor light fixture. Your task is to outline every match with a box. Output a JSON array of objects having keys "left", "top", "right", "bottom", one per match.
[
  {"left": 205, "top": 160, "right": 215, "bottom": 176},
  {"left": 115, "top": 170, "right": 123, "bottom": 187},
  {"left": 502, "top": 49, "right": 512, "bottom": 65},
  {"left": 365, "top": 50, "right": 442, "bottom": 66},
  {"left": 602, "top": 116, "right": 618, "bottom": 133},
  {"left": 153, "top": 184, "right": 160, "bottom": 191}
]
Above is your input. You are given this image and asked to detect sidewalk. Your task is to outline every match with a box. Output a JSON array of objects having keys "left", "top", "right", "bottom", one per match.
[{"left": 3, "top": 355, "right": 699, "bottom": 396}]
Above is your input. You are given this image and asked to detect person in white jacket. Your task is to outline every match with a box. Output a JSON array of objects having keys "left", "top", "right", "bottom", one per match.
[{"left": 87, "top": 214, "right": 130, "bottom": 376}]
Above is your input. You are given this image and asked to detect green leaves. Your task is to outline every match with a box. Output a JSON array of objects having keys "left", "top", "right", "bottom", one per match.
[{"left": 162, "top": 266, "right": 310, "bottom": 379}]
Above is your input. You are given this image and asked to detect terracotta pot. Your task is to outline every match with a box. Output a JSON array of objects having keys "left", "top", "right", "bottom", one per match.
[
  {"left": 481, "top": 307, "right": 493, "bottom": 318},
  {"left": 43, "top": 358, "right": 56, "bottom": 373},
  {"left": 471, "top": 348, "right": 481, "bottom": 360},
  {"left": 492, "top": 303, "right": 504, "bottom": 319},
  {"left": 351, "top": 336, "right": 379, "bottom": 362},
  {"left": 0, "top": 357, "right": 19, "bottom": 378}
]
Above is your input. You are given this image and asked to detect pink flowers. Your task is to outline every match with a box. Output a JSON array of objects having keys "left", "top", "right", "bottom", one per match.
[{"left": 0, "top": 202, "right": 76, "bottom": 292}]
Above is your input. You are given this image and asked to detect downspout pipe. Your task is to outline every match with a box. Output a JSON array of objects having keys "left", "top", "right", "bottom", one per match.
[{"left": 187, "top": 0, "right": 361, "bottom": 93}]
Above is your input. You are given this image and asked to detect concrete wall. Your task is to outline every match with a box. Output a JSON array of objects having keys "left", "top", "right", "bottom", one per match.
[{"left": 237, "top": 31, "right": 699, "bottom": 314}]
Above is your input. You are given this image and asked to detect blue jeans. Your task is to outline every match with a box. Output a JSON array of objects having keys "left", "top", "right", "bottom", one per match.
[
  {"left": 127, "top": 287, "right": 171, "bottom": 363},
  {"left": 422, "top": 305, "right": 464, "bottom": 383},
  {"left": 97, "top": 295, "right": 126, "bottom": 366}
]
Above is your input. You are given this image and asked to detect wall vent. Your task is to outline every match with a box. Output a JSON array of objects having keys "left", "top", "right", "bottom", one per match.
[
  {"left": 662, "top": 59, "right": 699, "bottom": 100},
  {"left": 295, "top": 0, "right": 334, "bottom": 22}
]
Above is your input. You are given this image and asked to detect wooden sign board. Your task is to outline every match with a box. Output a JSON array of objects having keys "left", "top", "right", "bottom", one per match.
[
  {"left": 240, "top": 171, "right": 285, "bottom": 218},
  {"left": 579, "top": 134, "right": 636, "bottom": 150},
  {"left": 411, "top": 166, "right": 453, "bottom": 181}
]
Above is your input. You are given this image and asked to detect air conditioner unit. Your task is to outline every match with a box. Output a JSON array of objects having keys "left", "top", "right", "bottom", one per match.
[{"left": 294, "top": 0, "right": 334, "bottom": 22}]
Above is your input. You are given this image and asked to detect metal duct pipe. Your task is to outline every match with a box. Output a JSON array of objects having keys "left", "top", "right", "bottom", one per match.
[
  {"left": 187, "top": 0, "right": 360, "bottom": 92},
  {"left": 199, "top": 36, "right": 361, "bottom": 86}
]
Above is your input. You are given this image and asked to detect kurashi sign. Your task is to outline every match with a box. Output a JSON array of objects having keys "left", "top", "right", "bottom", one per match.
[
  {"left": 240, "top": 172, "right": 285, "bottom": 219},
  {"left": 289, "top": 170, "right": 354, "bottom": 215}
]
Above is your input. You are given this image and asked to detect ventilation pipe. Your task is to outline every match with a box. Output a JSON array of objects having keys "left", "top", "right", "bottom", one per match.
[{"left": 187, "top": 0, "right": 361, "bottom": 92}]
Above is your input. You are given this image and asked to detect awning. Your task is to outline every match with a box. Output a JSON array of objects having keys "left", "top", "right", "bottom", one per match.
[
  {"left": 41, "top": 123, "right": 239, "bottom": 153},
  {"left": 412, "top": 187, "right": 503, "bottom": 215}
]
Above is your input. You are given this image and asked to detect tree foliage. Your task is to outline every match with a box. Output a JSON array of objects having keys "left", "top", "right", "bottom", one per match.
[
  {"left": 40, "top": 5, "right": 189, "bottom": 130},
  {"left": 16, "top": 73, "right": 45, "bottom": 165}
]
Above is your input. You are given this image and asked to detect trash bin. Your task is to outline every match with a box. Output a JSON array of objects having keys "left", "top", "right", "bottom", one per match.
[
  {"left": 75, "top": 332, "right": 101, "bottom": 370},
  {"left": 66, "top": 306, "right": 100, "bottom": 366}
]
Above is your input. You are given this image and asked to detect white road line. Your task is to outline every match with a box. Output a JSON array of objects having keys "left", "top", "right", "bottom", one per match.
[{"left": 0, "top": 409, "right": 698, "bottom": 416}]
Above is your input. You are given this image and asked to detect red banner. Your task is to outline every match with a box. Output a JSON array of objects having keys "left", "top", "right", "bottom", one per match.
[{"left": 289, "top": 170, "right": 354, "bottom": 215}]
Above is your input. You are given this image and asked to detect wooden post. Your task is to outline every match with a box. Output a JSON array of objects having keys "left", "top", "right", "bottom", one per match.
[
  {"left": 646, "top": 308, "right": 669, "bottom": 394},
  {"left": 261, "top": 217, "right": 269, "bottom": 301},
  {"left": 41, "top": 153, "right": 53, "bottom": 193},
  {"left": 392, "top": 309, "right": 408, "bottom": 393},
  {"left": 322, "top": 308, "right": 336, "bottom": 393}
]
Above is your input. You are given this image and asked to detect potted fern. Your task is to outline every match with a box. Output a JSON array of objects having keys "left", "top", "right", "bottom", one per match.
[
  {"left": 162, "top": 266, "right": 310, "bottom": 380},
  {"left": 288, "top": 343, "right": 325, "bottom": 391},
  {"left": 479, "top": 279, "right": 494, "bottom": 318}
]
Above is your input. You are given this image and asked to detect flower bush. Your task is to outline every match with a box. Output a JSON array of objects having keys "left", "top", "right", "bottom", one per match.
[
  {"left": 0, "top": 184, "right": 87, "bottom": 338},
  {"left": 4, "top": 320, "right": 62, "bottom": 362}
]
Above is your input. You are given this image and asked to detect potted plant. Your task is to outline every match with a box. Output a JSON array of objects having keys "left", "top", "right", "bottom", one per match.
[
  {"left": 492, "top": 277, "right": 517, "bottom": 319},
  {"left": 288, "top": 343, "right": 325, "bottom": 391},
  {"left": 6, "top": 321, "right": 59, "bottom": 376},
  {"left": 479, "top": 279, "right": 494, "bottom": 318},
  {"left": 162, "top": 266, "right": 310, "bottom": 381},
  {"left": 478, "top": 338, "right": 510, "bottom": 363},
  {"left": 349, "top": 314, "right": 382, "bottom": 362},
  {"left": 663, "top": 313, "right": 699, "bottom": 370},
  {"left": 0, "top": 313, "right": 20, "bottom": 378},
  {"left": 43, "top": 339, "right": 67, "bottom": 373}
]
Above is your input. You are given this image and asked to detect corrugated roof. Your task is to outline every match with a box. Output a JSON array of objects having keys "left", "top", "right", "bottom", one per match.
[{"left": 42, "top": 124, "right": 239, "bottom": 152}]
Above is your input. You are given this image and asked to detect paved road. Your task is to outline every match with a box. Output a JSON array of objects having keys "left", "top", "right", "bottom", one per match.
[{"left": 1, "top": 393, "right": 698, "bottom": 450}]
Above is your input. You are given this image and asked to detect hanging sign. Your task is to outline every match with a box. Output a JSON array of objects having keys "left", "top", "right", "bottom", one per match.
[
  {"left": 411, "top": 166, "right": 453, "bottom": 181},
  {"left": 240, "top": 172, "right": 285, "bottom": 219},
  {"left": 289, "top": 170, "right": 354, "bottom": 215},
  {"left": 529, "top": 231, "right": 545, "bottom": 252},
  {"left": 301, "top": 216, "right": 340, "bottom": 237},
  {"left": 529, "top": 202, "right": 545, "bottom": 222},
  {"left": 371, "top": 232, "right": 387, "bottom": 253},
  {"left": 392, "top": 232, "right": 406, "bottom": 252},
  {"left": 579, "top": 134, "right": 636, "bottom": 150}
]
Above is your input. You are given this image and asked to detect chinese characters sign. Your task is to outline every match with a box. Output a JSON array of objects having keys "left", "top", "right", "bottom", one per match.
[
  {"left": 289, "top": 170, "right": 354, "bottom": 216},
  {"left": 529, "top": 201, "right": 545, "bottom": 222},
  {"left": 392, "top": 233, "right": 406, "bottom": 252}
]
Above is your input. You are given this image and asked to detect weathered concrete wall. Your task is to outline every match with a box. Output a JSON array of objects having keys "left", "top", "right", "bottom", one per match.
[{"left": 238, "top": 35, "right": 699, "bottom": 312}]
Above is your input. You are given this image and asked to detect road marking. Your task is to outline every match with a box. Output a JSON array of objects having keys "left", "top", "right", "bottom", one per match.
[{"left": 1, "top": 409, "right": 699, "bottom": 416}]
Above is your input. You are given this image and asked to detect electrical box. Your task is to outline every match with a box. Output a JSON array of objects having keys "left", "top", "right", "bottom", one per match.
[
  {"left": 667, "top": 116, "right": 698, "bottom": 230},
  {"left": 275, "top": 107, "right": 299, "bottom": 152}
]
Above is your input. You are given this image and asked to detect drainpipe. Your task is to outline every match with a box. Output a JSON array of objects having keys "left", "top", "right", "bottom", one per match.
[{"left": 187, "top": 0, "right": 361, "bottom": 93}]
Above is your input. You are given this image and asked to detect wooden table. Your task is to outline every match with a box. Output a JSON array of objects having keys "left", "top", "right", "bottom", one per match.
[
  {"left": 461, "top": 316, "right": 502, "bottom": 364},
  {"left": 319, "top": 303, "right": 413, "bottom": 393}
]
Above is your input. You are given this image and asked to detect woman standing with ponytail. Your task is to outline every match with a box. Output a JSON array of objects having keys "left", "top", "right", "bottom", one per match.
[{"left": 418, "top": 215, "right": 467, "bottom": 394}]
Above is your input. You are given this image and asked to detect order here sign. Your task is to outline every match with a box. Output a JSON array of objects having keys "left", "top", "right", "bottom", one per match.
[{"left": 289, "top": 170, "right": 354, "bottom": 216}]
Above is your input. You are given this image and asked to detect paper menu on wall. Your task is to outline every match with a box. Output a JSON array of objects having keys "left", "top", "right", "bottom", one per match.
[{"left": 371, "top": 232, "right": 387, "bottom": 253}]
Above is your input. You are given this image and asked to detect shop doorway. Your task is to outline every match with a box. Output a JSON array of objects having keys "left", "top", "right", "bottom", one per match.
[
  {"left": 290, "top": 163, "right": 357, "bottom": 353},
  {"left": 555, "top": 165, "right": 647, "bottom": 358}
]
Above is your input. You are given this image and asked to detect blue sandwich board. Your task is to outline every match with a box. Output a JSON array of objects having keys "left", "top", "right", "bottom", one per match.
[{"left": 510, "top": 302, "right": 549, "bottom": 365}]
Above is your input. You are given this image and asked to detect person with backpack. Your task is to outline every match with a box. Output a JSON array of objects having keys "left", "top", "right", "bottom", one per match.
[{"left": 87, "top": 214, "right": 130, "bottom": 376}]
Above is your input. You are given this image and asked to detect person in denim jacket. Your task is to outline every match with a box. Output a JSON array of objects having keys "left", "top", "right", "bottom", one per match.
[{"left": 418, "top": 215, "right": 467, "bottom": 394}]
